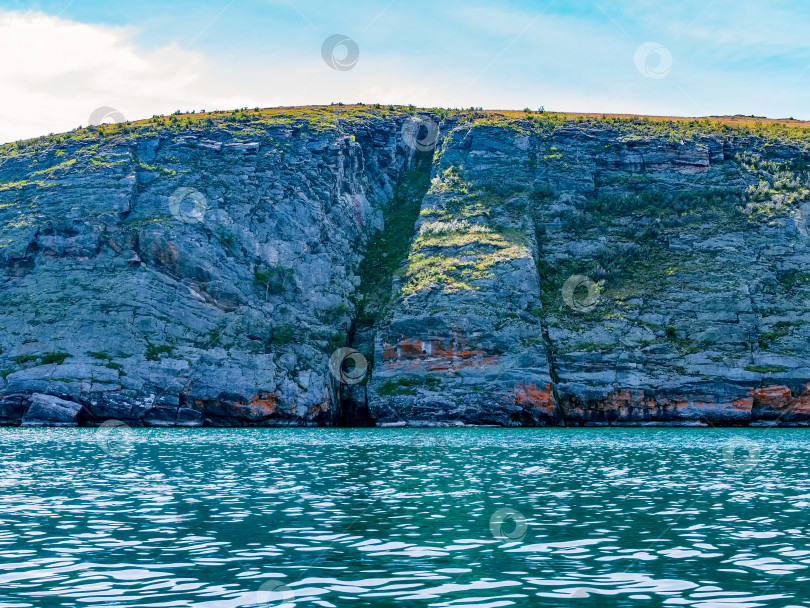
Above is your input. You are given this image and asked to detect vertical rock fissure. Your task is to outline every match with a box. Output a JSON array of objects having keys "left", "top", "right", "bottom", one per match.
[
  {"left": 534, "top": 223, "right": 567, "bottom": 427},
  {"left": 338, "top": 149, "right": 435, "bottom": 425}
]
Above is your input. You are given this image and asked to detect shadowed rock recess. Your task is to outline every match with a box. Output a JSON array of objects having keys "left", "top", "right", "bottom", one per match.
[{"left": 2, "top": 106, "right": 810, "bottom": 427}]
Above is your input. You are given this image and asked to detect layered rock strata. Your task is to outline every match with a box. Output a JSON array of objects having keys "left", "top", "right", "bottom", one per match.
[{"left": 1, "top": 107, "right": 809, "bottom": 426}]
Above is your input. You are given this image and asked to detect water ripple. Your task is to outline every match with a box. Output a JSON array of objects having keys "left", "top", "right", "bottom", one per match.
[{"left": 0, "top": 428, "right": 809, "bottom": 607}]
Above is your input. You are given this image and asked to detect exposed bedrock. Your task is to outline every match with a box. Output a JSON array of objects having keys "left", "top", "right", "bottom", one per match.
[{"left": 1, "top": 107, "right": 810, "bottom": 426}]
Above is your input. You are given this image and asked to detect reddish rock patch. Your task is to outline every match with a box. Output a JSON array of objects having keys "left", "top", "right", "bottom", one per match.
[
  {"left": 514, "top": 383, "right": 556, "bottom": 415},
  {"left": 560, "top": 387, "right": 755, "bottom": 425},
  {"left": 248, "top": 392, "right": 279, "bottom": 416},
  {"left": 382, "top": 338, "right": 486, "bottom": 362},
  {"left": 753, "top": 385, "right": 792, "bottom": 410},
  {"left": 752, "top": 383, "right": 810, "bottom": 422},
  {"left": 381, "top": 337, "right": 495, "bottom": 373}
]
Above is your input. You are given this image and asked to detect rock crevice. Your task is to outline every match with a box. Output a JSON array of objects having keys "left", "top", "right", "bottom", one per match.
[{"left": 2, "top": 107, "right": 810, "bottom": 426}]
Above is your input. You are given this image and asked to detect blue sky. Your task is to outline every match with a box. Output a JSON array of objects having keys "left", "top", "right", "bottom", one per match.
[{"left": 1, "top": 0, "right": 810, "bottom": 142}]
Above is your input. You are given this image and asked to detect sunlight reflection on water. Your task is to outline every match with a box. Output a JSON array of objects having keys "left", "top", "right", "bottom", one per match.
[{"left": 0, "top": 427, "right": 809, "bottom": 607}]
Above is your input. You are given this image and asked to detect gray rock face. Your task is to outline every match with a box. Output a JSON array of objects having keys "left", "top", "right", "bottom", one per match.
[
  {"left": 20, "top": 394, "right": 82, "bottom": 426},
  {"left": 1, "top": 107, "right": 810, "bottom": 426},
  {"left": 370, "top": 116, "right": 810, "bottom": 426}
]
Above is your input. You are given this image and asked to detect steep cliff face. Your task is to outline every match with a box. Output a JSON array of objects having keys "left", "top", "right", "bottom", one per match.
[
  {"left": 2, "top": 106, "right": 810, "bottom": 427},
  {"left": 0, "top": 107, "right": 422, "bottom": 426}
]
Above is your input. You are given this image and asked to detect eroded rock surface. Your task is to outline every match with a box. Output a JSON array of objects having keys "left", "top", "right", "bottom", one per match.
[
  {"left": 2, "top": 107, "right": 809, "bottom": 426},
  {"left": 20, "top": 394, "right": 82, "bottom": 427}
]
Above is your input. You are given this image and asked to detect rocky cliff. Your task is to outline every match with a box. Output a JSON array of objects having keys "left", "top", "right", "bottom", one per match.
[{"left": 2, "top": 106, "right": 810, "bottom": 427}]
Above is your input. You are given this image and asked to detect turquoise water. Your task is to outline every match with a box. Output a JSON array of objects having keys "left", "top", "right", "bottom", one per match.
[{"left": 1, "top": 428, "right": 809, "bottom": 607}]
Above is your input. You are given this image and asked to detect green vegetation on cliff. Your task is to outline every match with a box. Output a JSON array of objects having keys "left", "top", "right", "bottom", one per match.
[
  {"left": 2, "top": 104, "right": 810, "bottom": 429},
  {"left": 353, "top": 151, "right": 433, "bottom": 329}
]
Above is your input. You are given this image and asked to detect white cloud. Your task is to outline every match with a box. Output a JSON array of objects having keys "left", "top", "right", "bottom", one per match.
[
  {"left": 0, "top": 10, "right": 251, "bottom": 143},
  {"left": 0, "top": 9, "right": 504, "bottom": 143},
  {"left": 0, "top": 8, "right": 576, "bottom": 143}
]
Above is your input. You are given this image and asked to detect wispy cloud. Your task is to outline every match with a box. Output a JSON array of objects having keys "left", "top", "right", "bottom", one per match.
[{"left": 0, "top": 10, "right": 249, "bottom": 142}]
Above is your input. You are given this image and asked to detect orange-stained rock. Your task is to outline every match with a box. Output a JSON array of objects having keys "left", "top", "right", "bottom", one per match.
[
  {"left": 309, "top": 402, "right": 329, "bottom": 415},
  {"left": 559, "top": 386, "right": 754, "bottom": 425},
  {"left": 792, "top": 383, "right": 810, "bottom": 417},
  {"left": 793, "top": 395, "right": 810, "bottom": 416},
  {"left": 380, "top": 335, "right": 497, "bottom": 375},
  {"left": 382, "top": 339, "right": 425, "bottom": 361},
  {"left": 382, "top": 336, "right": 487, "bottom": 362},
  {"left": 247, "top": 392, "right": 278, "bottom": 416},
  {"left": 753, "top": 385, "right": 792, "bottom": 410},
  {"left": 751, "top": 383, "right": 810, "bottom": 421},
  {"left": 514, "top": 383, "right": 556, "bottom": 415},
  {"left": 670, "top": 396, "right": 753, "bottom": 414},
  {"left": 603, "top": 388, "right": 646, "bottom": 409},
  {"left": 400, "top": 339, "right": 423, "bottom": 358},
  {"left": 425, "top": 362, "right": 453, "bottom": 372}
]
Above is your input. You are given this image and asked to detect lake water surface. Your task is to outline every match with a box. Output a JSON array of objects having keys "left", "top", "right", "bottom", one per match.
[{"left": 1, "top": 427, "right": 809, "bottom": 607}]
